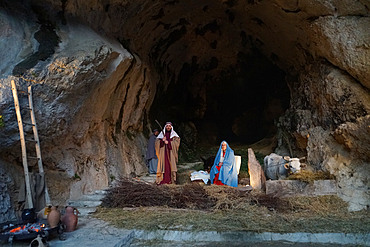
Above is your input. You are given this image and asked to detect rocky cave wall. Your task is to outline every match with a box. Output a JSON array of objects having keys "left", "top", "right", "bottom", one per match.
[
  {"left": 0, "top": 0, "right": 369, "bottom": 219},
  {"left": 0, "top": 3, "right": 157, "bottom": 216}
]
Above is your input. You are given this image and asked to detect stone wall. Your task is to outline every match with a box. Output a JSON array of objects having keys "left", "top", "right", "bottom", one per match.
[
  {"left": 0, "top": 9, "right": 153, "bottom": 210},
  {"left": 277, "top": 63, "right": 370, "bottom": 211},
  {"left": 0, "top": 163, "right": 17, "bottom": 222}
]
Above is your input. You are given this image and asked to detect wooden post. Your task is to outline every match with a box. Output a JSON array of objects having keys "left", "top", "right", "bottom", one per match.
[
  {"left": 28, "top": 85, "right": 51, "bottom": 205},
  {"left": 11, "top": 80, "right": 34, "bottom": 209}
]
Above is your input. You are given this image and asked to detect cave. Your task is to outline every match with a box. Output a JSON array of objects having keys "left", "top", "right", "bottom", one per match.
[
  {"left": 150, "top": 48, "right": 289, "bottom": 146},
  {"left": 0, "top": 0, "right": 369, "bottom": 221}
]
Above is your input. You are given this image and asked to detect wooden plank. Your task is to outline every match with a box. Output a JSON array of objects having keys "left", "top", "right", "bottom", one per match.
[
  {"left": 28, "top": 85, "right": 51, "bottom": 205},
  {"left": 11, "top": 80, "right": 33, "bottom": 209}
]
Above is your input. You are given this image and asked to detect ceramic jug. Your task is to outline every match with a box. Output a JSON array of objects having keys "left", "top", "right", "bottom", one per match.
[
  {"left": 47, "top": 206, "right": 60, "bottom": 228},
  {"left": 61, "top": 206, "right": 79, "bottom": 232},
  {"left": 22, "top": 208, "right": 36, "bottom": 224}
]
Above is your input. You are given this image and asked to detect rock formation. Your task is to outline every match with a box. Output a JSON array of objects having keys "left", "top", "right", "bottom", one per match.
[
  {"left": 248, "top": 148, "right": 266, "bottom": 191},
  {"left": 0, "top": 0, "right": 368, "bottom": 218},
  {"left": 0, "top": 164, "right": 17, "bottom": 222}
]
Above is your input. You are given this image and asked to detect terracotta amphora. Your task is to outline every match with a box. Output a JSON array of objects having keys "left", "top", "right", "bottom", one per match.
[
  {"left": 61, "top": 206, "right": 79, "bottom": 232},
  {"left": 47, "top": 206, "right": 60, "bottom": 228}
]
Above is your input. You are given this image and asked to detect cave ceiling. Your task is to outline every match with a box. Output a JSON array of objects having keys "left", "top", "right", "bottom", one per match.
[
  {"left": 5, "top": 0, "right": 369, "bottom": 145},
  {"left": 55, "top": 0, "right": 303, "bottom": 144}
]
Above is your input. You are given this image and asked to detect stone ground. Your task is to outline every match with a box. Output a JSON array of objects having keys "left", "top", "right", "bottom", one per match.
[
  {"left": 4, "top": 216, "right": 368, "bottom": 247},
  {"left": 130, "top": 240, "right": 359, "bottom": 247}
]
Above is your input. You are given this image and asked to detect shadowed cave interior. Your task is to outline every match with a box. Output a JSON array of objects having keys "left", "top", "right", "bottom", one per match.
[{"left": 149, "top": 47, "right": 290, "bottom": 148}]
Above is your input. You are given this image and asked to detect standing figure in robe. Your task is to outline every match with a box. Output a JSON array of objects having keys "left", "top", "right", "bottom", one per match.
[
  {"left": 210, "top": 141, "right": 238, "bottom": 187},
  {"left": 146, "top": 129, "right": 159, "bottom": 174},
  {"left": 155, "top": 122, "right": 181, "bottom": 184}
]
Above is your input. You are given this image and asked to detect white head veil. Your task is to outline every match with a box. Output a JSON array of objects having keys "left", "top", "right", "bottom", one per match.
[{"left": 157, "top": 122, "right": 179, "bottom": 139}]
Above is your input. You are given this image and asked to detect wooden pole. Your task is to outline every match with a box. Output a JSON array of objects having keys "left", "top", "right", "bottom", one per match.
[
  {"left": 28, "top": 85, "right": 51, "bottom": 205},
  {"left": 11, "top": 80, "right": 33, "bottom": 209}
]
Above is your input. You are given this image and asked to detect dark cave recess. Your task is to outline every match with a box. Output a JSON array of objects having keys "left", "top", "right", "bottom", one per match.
[{"left": 149, "top": 48, "right": 290, "bottom": 146}]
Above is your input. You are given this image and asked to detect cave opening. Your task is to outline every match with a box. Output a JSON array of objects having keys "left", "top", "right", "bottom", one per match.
[{"left": 149, "top": 47, "right": 290, "bottom": 149}]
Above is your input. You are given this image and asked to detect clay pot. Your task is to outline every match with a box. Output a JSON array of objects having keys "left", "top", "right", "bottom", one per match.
[
  {"left": 61, "top": 206, "right": 79, "bottom": 232},
  {"left": 21, "top": 208, "right": 36, "bottom": 224},
  {"left": 47, "top": 206, "right": 60, "bottom": 228}
]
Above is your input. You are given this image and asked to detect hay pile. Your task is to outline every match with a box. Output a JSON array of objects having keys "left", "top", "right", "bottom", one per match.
[
  {"left": 101, "top": 178, "right": 171, "bottom": 208},
  {"left": 96, "top": 178, "right": 370, "bottom": 233},
  {"left": 102, "top": 178, "right": 285, "bottom": 211},
  {"left": 288, "top": 170, "right": 334, "bottom": 183},
  {"left": 101, "top": 178, "right": 216, "bottom": 210}
]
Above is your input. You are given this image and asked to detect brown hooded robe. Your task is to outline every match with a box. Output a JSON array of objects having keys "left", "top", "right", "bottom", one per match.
[{"left": 155, "top": 136, "right": 180, "bottom": 184}]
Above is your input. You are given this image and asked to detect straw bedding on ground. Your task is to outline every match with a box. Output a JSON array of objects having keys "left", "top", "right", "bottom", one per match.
[{"left": 96, "top": 178, "right": 369, "bottom": 233}]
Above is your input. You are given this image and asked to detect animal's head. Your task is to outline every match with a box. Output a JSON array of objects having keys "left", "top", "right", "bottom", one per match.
[
  {"left": 201, "top": 156, "right": 215, "bottom": 172},
  {"left": 283, "top": 156, "right": 305, "bottom": 173}
]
